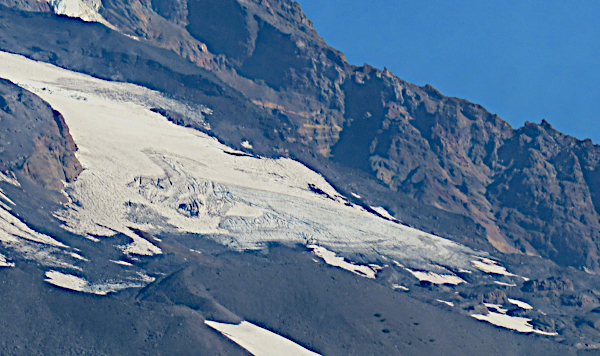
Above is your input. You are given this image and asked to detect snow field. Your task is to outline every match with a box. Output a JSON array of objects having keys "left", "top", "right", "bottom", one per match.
[{"left": 205, "top": 320, "right": 321, "bottom": 356}]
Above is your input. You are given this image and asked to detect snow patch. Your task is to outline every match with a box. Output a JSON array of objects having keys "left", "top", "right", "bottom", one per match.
[
  {"left": 308, "top": 245, "right": 377, "bottom": 279},
  {"left": 351, "top": 193, "right": 361, "bottom": 199},
  {"left": 484, "top": 303, "right": 508, "bottom": 314},
  {"left": 471, "top": 257, "right": 518, "bottom": 277},
  {"left": 110, "top": 260, "right": 133, "bottom": 266},
  {"left": 241, "top": 141, "right": 253, "bottom": 149},
  {"left": 405, "top": 268, "right": 466, "bottom": 285},
  {"left": 70, "top": 252, "right": 88, "bottom": 261},
  {"left": 0, "top": 205, "right": 67, "bottom": 248},
  {"left": 508, "top": 298, "right": 533, "bottom": 310},
  {"left": 205, "top": 320, "right": 321, "bottom": 356},
  {"left": 0, "top": 171, "right": 20, "bottom": 187},
  {"left": 44, "top": 270, "right": 150, "bottom": 295},
  {"left": 0, "top": 253, "right": 14, "bottom": 267},
  {"left": 472, "top": 312, "right": 557, "bottom": 336},
  {"left": 494, "top": 281, "right": 517, "bottom": 287},
  {"left": 392, "top": 283, "right": 409, "bottom": 291},
  {"left": 437, "top": 299, "right": 454, "bottom": 307}
]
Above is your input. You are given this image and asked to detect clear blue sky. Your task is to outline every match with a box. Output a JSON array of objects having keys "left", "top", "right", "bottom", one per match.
[{"left": 299, "top": 0, "right": 600, "bottom": 143}]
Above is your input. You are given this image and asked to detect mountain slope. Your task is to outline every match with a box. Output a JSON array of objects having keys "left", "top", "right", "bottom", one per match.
[
  {"left": 80, "top": 0, "right": 600, "bottom": 271},
  {"left": 1, "top": 1, "right": 600, "bottom": 354}
]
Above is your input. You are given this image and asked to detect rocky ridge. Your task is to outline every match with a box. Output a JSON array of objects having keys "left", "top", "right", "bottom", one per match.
[{"left": 0, "top": 78, "right": 81, "bottom": 190}]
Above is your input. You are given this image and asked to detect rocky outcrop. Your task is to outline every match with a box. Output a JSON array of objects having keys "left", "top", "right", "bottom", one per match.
[{"left": 0, "top": 78, "right": 82, "bottom": 189}]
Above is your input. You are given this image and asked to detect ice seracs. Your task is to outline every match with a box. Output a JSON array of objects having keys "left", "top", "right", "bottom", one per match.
[{"left": 205, "top": 320, "right": 321, "bottom": 356}]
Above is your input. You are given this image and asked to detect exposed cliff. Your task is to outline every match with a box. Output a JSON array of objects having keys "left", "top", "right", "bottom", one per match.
[{"left": 0, "top": 78, "right": 82, "bottom": 189}]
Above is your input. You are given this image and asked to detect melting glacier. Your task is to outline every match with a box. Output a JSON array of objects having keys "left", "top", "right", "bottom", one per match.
[{"left": 0, "top": 50, "right": 494, "bottom": 282}]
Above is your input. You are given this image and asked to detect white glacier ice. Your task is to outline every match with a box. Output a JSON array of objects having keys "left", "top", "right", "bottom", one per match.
[{"left": 0, "top": 50, "right": 490, "bottom": 273}]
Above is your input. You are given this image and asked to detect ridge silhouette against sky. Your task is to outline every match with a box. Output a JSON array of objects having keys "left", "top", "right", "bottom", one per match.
[{"left": 299, "top": 0, "right": 600, "bottom": 143}]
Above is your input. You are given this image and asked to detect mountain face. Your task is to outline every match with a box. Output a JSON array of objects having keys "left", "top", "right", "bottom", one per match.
[
  {"left": 3, "top": 0, "right": 595, "bottom": 271},
  {"left": 1, "top": 1, "right": 600, "bottom": 355},
  {"left": 0, "top": 78, "right": 82, "bottom": 190}
]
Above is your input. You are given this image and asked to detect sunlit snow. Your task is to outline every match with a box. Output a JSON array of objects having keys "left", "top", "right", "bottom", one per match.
[
  {"left": 241, "top": 141, "right": 253, "bottom": 149},
  {"left": 47, "top": 0, "right": 112, "bottom": 26},
  {"left": 392, "top": 283, "right": 409, "bottom": 291},
  {"left": 494, "top": 281, "right": 517, "bottom": 287},
  {"left": 471, "top": 257, "right": 521, "bottom": 278},
  {"left": 472, "top": 312, "right": 557, "bottom": 336},
  {"left": 508, "top": 298, "right": 533, "bottom": 310},
  {"left": 0, "top": 253, "right": 14, "bottom": 267},
  {"left": 0, "top": 51, "right": 489, "bottom": 273},
  {"left": 308, "top": 245, "right": 377, "bottom": 279},
  {"left": 437, "top": 299, "right": 454, "bottom": 307},
  {"left": 205, "top": 320, "right": 321, "bottom": 356},
  {"left": 405, "top": 268, "right": 466, "bottom": 285}
]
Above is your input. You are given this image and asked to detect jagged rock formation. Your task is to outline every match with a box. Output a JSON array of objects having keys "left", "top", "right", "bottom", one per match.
[
  {"left": 0, "top": 79, "right": 81, "bottom": 189},
  {"left": 2, "top": 0, "right": 599, "bottom": 271}
]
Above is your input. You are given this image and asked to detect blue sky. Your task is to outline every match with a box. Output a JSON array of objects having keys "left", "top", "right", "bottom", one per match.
[{"left": 299, "top": 0, "right": 600, "bottom": 143}]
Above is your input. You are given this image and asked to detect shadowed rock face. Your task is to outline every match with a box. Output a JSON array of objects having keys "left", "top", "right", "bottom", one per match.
[
  {"left": 2, "top": 0, "right": 600, "bottom": 271},
  {"left": 0, "top": 78, "right": 82, "bottom": 189}
]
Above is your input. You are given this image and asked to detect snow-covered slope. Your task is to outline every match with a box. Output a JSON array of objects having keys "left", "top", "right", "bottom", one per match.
[
  {"left": 0, "top": 50, "right": 486, "bottom": 273},
  {"left": 0, "top": 51, "right": 562, "bottom": 339}
]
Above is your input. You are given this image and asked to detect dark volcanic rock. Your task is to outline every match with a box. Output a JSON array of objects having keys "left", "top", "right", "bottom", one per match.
[
  {"left": 522, "top": 277, "right": 575, "bottom": 294},
  {"left": 2, "top": 0, "right": 600, "bottom": 271},
  {"left": 0, "top": 78, "right": 81, "bottom": 189}
]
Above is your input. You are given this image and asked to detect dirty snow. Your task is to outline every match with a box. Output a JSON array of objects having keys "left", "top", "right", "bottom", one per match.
[{"left": 205, "top": 320, "right": 321, "bottom": 356}]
